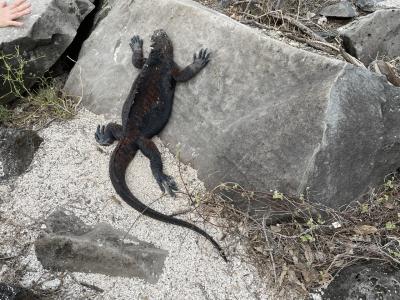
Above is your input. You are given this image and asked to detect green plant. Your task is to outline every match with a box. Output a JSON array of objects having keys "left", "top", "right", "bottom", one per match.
[
  {"left": 0, "top": 47, "right": 78, "bottom": 129},
  {"left": 0, "top": 104, "right": 10, "bottom": 123},
  {"left": 385, "top": 221, "right": 396, "bottom": 230},
  {"left": 0, "top": 46, "right": 32, "bottom": 101}
]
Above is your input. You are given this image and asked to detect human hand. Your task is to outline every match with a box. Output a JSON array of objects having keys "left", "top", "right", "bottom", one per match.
[{"left": 0, "top": 0, "right": 31, "bottom": 28}]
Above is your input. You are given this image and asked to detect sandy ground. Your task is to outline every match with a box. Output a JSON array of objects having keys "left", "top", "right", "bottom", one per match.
[{"left": 0, "top": 110, "right": 271, "bottom": 299}]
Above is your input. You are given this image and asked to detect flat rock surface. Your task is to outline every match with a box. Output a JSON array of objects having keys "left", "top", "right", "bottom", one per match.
[
  {"left": 65, "top": 0, "right": 400, "bottom": 209},
  {"left": 339, "top": 9, "right": 400, "bottom": 65},
  {"left": 0, "top": 110, "right": 270, "bottom": 299}
]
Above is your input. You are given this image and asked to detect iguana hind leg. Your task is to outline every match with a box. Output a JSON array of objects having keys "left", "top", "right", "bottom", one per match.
[
  {"left": 95, "top": 123, "right": 123, "bottom": 146},
  {"left": 136, "top": 136, "right": 178, "bottom": 196}
]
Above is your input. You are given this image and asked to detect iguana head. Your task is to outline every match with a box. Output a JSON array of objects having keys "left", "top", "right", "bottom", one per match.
[{"left": 150, "top": 29, "right": 173, "bottom": 57}]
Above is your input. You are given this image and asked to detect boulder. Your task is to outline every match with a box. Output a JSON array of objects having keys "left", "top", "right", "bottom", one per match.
[
  {"left": 339, "top": 9, "right": 400, "bottom": 65},
  {"left": 319, "top": 1, "right": 358, "bottom": 18},
  {"left": 323, "top": 262, "right": 400, "bottom": 299},
  {"left": 64, "top": 0, "right": 400, "bottom": 209},
  {"left": 0, "top": 128, "right": 42, "bottom": 181},
  {"left": 0, "top": 0, "right": 95, "bottom": 104},
  {"left": 35, "top": 211, "right": 168, "bottom": 283}
]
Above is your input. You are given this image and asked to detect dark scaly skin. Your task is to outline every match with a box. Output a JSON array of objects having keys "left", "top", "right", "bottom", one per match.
[{"left": 95, "top": 30, "right": 227, "bottom": 262}]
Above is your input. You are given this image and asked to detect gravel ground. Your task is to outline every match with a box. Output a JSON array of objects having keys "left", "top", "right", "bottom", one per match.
[{"left": 0, "top": 110, "right": 271, "bottom": 299}]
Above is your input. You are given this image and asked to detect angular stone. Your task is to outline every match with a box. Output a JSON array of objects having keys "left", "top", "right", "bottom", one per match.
[
  {"left": 0, "top": 0, "right": 95, "bottom": 104},
  {"left": 339, "top": 9, "right": 400, "bottom": 65},
  {"left": 35, "top": 211, "right": 168, "bottom": 283},
  {"left": 323, "top": 262, "right": 400, "bottom": 299},
  {"left": 0, "top": 128, "right": 42, "bottom": 181},
  {"left": 64, "top": 0, "right": 400, "bottom": 209},
  {"left": 319, "top": 1, "right": 358, "bottom": 18}
]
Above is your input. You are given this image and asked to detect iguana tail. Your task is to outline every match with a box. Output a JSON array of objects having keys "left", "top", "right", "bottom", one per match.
[{"left": 109, "top": 142, "right": 227, "bottom": 262}]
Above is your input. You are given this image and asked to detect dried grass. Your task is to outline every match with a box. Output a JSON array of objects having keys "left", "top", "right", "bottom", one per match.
[{"left": 187, "top": 175, "right": 400, "bottom": 296}]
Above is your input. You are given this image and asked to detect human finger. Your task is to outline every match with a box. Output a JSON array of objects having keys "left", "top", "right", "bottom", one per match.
[
  {"left": 6, "top": 20, "right": 23, "bottom": 27},
  {"left": 10, "top": 1, "right": 30, "bottom": 13},
  {"left": 10, "top": 8, "right": 31, "bottom": 20},
  {"left": 9, "top": 0, "right": 26, "bottom": 9}
]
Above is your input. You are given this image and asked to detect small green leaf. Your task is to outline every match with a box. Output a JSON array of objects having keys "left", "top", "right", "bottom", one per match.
[
  {"left": 384, "top": 178, "right": 394, "bottom": 190},
  {"left": 385, "top": 221, "right": 396, "bottom": 230},
  {"left": 272, "top": 190, "right": 284, "bottom": 200},
  {"left": 300, "top": 234, "right": 315, "bottom": 243},
  {"left": 360, "top": 203, "right": 369, "bottom": 214},
  {"left": 389, "top": 250, "right": 400, "bottom": 258},
  {"left": 306, "top": 218, "right": 315, "bottom": 228}
]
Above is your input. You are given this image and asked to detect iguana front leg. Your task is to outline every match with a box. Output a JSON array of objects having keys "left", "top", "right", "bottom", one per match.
[
  {"left": 95, "top": 123, "right": 123, "bottom": 146},
  {"left": 172, "top": 48, "right": 211, "bottom": 82},
  {"left": 130, "top": 35, "right": 145, "bottom": 69},
  {"left": 136, "top": 136, "right": 178, "bottom": 196}
]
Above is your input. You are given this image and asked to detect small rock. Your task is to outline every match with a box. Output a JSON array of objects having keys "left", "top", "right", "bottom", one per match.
[
  {"left": 219, "top": 0, "right": 232, "bottom": 8},
  {"left": 317, "top": 16, "right": 328, "bottom": 25},
  {"left": 0, "top": 128, "right": 42, "bottom": 181},
  {"left": 323, "top": 262, "right": 400, "bottom": 299},
  {"left": 35, "top": 211, "right": 168, "bottom": 283},
  {"left": 319, "top": 1, "right": 358, "bottom": 18}
]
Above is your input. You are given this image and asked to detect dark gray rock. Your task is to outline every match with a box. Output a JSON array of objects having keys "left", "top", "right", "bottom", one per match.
[
  {"left": 0, "top": 0, "right": 95, "bottom": 104},
  {"left": 35, "top": 211, "right": 168, "bottom": 283},
  {"left": 339, "top": 9, "right": 400, "bottom": 65},
  {"left": 0, "top": 283, "right": 40, "bottom": 300},
  {"left": 319, "top": 1, "right": 358, "bottom": 18},
  {"left": 64, "top": 0, "right": 400, "bottom": 210},
  {"left": 323, "top": 262, "right": 400, "bottom": 300},
  {"left": 0, "top": 128, "right": 42, "bottom": 181}
]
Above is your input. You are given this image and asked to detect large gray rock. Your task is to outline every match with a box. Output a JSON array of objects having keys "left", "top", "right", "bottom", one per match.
[
  {"left": 65, "top": 0, "right": 400, "bottom": 209},
  {"left": 0, "top": 128, "right": 42, "bottom": 181},
  {"left": 323, "top": 262, "right": 400, "bottom": 299},
  {"left": 339, "top": 9, "right": 400, "bottom": 65},
  {"left": 35, "top": 211, "right": 168, "bottom": 283},
  {"left": 0, "top": 0, "right": 94, "bottom": 104}
]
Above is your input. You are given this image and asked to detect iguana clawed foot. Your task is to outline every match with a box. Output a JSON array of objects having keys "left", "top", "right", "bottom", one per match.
[
  {"left": 155, "top": 173, "right": 178, "bottom": 196},
  {"left": 193, "top": 48, "right": 210, "bottom": 68},
  {"left": 95, "top": 125, "right": 114, "bottom": 146},
  {"left": 130, "top": 35, "right": 143, "bottom": 50}
]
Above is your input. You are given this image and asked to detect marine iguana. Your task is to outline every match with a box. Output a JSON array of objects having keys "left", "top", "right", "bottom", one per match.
[{"left": 95, "top": 29, "right": 227, "bottom": 261}]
